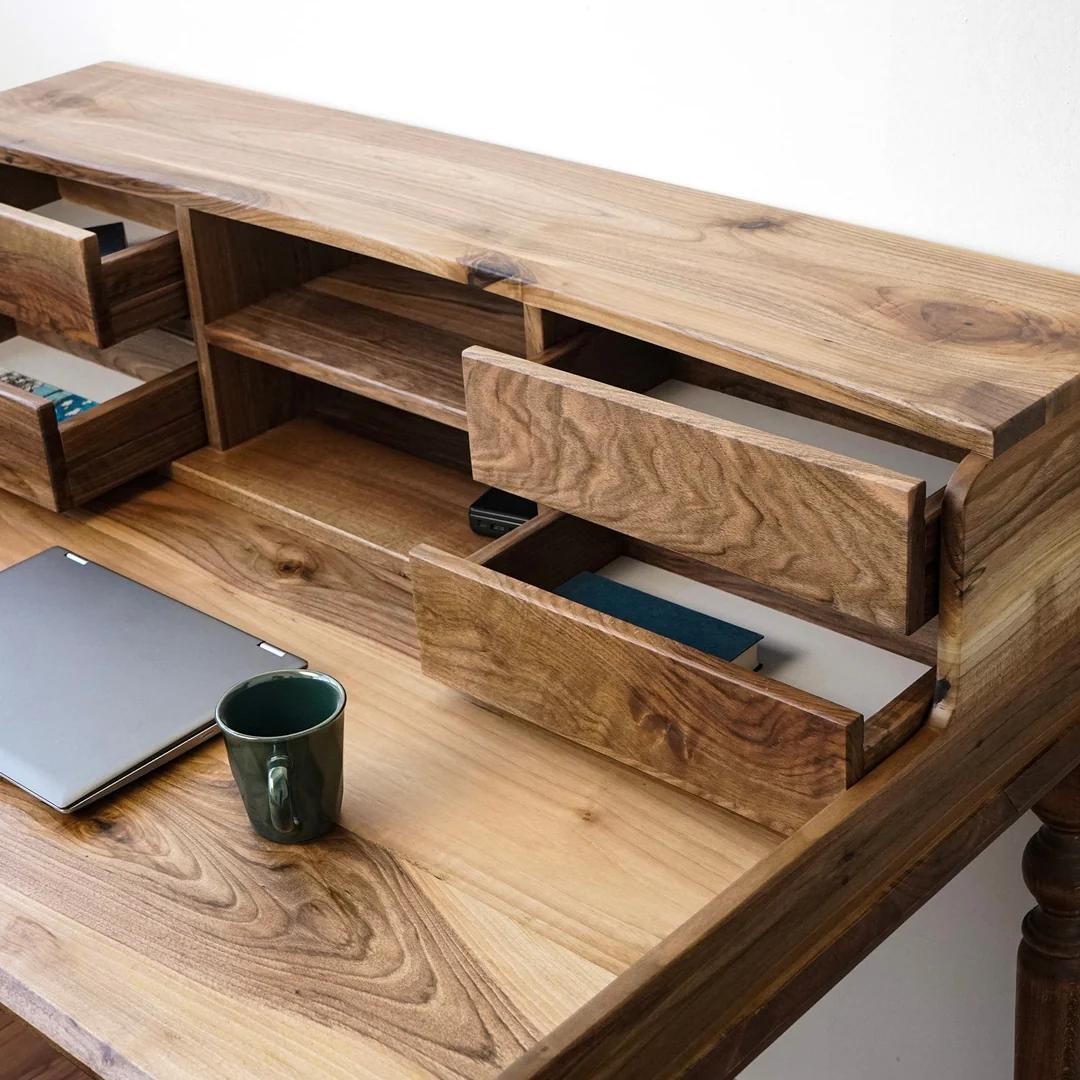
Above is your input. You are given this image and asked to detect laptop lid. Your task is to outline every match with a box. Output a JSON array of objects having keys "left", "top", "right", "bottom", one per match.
[{"left": 0, "top": 547, "right": 305, "bottom": 811}]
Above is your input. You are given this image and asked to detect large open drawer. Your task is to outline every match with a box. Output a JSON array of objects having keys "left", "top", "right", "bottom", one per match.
[
  {"left": 0, "top": 328, "right": 206, "bottom": 510},
  {"left": 412, "top": 512, "right": 935, "bottom": 834},
  {"left": 0, "top": 166, "right": 188, "bottom": 347},
  {"left": 463, "top": 336, "right": 956, "bottom": 633}
]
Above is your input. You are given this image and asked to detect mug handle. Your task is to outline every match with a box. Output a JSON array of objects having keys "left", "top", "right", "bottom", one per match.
[{"left": 267, "top": 753, "right": 297, "bottom": 835}]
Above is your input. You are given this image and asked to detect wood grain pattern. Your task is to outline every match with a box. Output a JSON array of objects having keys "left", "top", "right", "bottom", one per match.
[
  {"left": 0, "top": 382, "right": 65, "bottom": 509},
  {"left": 0, "top": 167, "right": 186, "bottom": 347},
  {"left": 464, "top": 346, "right": 928, "bottom": 631},
  {"left": 172, "top": 416, "right": 486, "bottom": 576},
  {"left": 499, "top": 399, "right": 1080, "bottom": 1078},
  {"left": 205, "top": 284, "right": 476, "bottom": 429},
  {"left": 2, "top": 63, "right": 1079, "bottom": 452},
  {"left": 55, "top": 177, "right": 177, "bottom": 231},
  {"left": 59, "top": 363, "right": 205, "bottom": 504},
  {"left": 99, "top": 232, "right": 188, "bottom": 342},
  {"left": 937, "top": 406, "right": 1080, "bottom": 729},
  {"left": 177, "top": 208, "right": 349, "bottom": 448},
  {"left": 411, "top": 539, "right": 862, "bottom": 835},
  {"left": 0, "top": 478, "right": 779, "bottom": 1079},
  {"left": 16, "top": 326, "right": 197, "bottom": 382},
  {"left": 312, "top": 258, "right": 526, "bottom": 355},
  {"left": 0, "top": 201, "right": 104, "bottom": 345}
]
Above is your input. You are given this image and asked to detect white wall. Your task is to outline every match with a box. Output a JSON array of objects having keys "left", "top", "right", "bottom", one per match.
[{"left": 0, "top": 2, "right": 1066, "bottom": 1075}]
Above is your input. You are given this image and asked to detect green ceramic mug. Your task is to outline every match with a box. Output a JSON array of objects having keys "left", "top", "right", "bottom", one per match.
[{"left": 215, "top": 669, "right": 346, "bottom": 844}]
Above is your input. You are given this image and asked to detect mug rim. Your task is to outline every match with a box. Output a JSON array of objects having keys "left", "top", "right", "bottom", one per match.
[{"left": 215, "top": 668, "right": 346, "bottom": 743}]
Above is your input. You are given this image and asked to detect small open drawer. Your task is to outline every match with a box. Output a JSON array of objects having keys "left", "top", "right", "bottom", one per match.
[
  {"left": 0, "top": 328, "right": 206, "bottom": 510},
  {"left": 463, "top": 333, "right": 960, "bottom": 633},
  {"left": 411, "top": 512, "right": 935, "bottom": 834},
  {"left": 0, "top": 166, "right": 188, "bottom": 347}
]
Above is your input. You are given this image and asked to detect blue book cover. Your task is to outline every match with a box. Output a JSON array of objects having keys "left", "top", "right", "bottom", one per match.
[{"left": 554, "top": 571, "right": 762, "bottom": 667}]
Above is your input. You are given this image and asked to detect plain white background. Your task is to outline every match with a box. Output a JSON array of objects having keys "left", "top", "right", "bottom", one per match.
[{"left": 1, "top": 2, "right": 1073, "bottom": 1075}]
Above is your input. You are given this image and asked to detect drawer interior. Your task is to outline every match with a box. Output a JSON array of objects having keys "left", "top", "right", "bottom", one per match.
[
  {"left": 464, "top": 329, "right": 964, "bottom": 633},
  {"left": 412, "top": 512, "right": 935, "bottom": 833},
  {"left": 0, "top": 326, "right": 205, "bottom": 509},
  {"left": 0, "top": 166, "right": 188, "bottom": 347}
]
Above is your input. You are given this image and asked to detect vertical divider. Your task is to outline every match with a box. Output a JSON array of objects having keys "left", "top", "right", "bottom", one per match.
[
  {"left": 176, "top": 209, "right": 350, "bottom": 448},
  {"left": 522, "top": 305, "right": 581, "bottom": 359}
]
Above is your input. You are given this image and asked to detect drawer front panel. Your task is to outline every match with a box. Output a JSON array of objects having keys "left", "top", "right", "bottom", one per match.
[
  {"left": 411, "top": 543, "right": 862, "bottom": 834},
  {"left": 0, "top": 200, "right": 188, "bottom": 348},
  {"left": 0, "top": 383, "right": 65, "bottom": 509},
  {"left": 464, "top": 348, "right": 927, "bottom": 632},
  {"left": 0, "top": 204, "right": 104, "bottom": 344}
]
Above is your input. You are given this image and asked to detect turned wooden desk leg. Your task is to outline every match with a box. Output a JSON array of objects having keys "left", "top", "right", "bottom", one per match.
[{"left": 1016, "top": 768, "right": 1080, "bottom": 1079}]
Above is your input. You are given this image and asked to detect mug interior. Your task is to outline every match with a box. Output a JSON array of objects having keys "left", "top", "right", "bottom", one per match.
[{"left": 218, "top": 672, "right": 343, "bottom": 739}]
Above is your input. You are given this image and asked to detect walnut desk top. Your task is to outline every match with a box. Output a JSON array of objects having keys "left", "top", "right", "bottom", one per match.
[{"left": 2, "top": 63, "right": 1080, "bottom": 455}]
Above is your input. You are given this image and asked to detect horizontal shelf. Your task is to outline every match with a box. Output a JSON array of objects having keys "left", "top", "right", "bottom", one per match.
[
  {"left": 203, "top": 262, "right": 525, "bottom": 430},
  {"left": 171, "top": 417, "right": 487, "bottom": 575}
]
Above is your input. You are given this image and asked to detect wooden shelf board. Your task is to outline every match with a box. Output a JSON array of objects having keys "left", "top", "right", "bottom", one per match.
[
  {"left": 170, "top": 416, "right": 486, "bottom": 575},
  {"left": 205, "top": 284, "right": 478, "bottom": 430}
]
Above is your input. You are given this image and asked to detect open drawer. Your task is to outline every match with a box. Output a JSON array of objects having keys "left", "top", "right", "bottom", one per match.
[
  {"left": 0, "top": 166, "right": 188, "bottom": 347},
  {"left": 463, "top": 333, "right": 960, "bottom": 633},
  {"left": 0, "top": 328, "right": 206, "bottom": 510},
  {"left": 411, "top": 512, "right": 935, "bottom": 834}
]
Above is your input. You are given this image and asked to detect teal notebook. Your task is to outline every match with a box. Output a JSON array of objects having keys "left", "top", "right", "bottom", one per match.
[{"left": 554, "top": 571, "right": 762, "bottom": 668}]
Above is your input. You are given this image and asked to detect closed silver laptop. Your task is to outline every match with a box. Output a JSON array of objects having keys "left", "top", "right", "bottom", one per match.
[{"left": 0, "top": 547, "right": 305, "bottom": 811}]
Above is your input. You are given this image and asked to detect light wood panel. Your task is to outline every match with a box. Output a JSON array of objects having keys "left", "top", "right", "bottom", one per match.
[
  {"left": 2, "top": 63, "right": 1079, "bottom": 452},
  {"left": 0, "top": 478, "right": 780, "bottom": 1079},
  {"left": 171, "top": 416, "right": 487, "bottom": 576},
  {"left": 464, "top": 346, "right": 928, "bottom": 632}
]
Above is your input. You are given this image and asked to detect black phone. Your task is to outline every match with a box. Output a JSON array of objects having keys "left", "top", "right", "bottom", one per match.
[{"left": 468, "top": 488, "right": 538, "bottom": 538}]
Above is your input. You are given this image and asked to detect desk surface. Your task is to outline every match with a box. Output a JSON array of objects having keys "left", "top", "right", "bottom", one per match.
[
  {"left": 0, "top": 477, "right": 779, "bottom": 1080},
  {"left": 2, "top": 62, "right": 1080, "bottom": 455}
]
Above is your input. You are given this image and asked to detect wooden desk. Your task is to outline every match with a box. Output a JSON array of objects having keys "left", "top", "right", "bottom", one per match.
[
  {"left": 0, "top": 64, "right": 1078, "bottom": 1078},
  {"left": 0, "top": 478, "right": 780, "bottom": 1078}
]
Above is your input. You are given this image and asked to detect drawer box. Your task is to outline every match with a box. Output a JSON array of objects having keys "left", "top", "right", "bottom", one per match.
[
  {"left": 463, "top": 335, "right": 955, "bottom": 633},
  {"left": 411, "top": 513, "right": 934, "bottom": 833},
  {"left": 0, "top": 166, "right": 188, "bottom": 347},
  {"left": 0, "top": 329, "right": 206, "bottom": 510}
]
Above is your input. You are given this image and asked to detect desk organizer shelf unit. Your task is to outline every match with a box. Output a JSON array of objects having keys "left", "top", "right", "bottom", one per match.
[{"left": 3, "top": 64, "right": 1080, "bottom": 1080}]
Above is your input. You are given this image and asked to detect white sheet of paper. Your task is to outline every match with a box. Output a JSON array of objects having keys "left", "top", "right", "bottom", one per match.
[
  {"left": 597, "top": 556, "right": 931, "bottom": 718},
  {"left": 649, "top": 380, "right": 956, "bottom": 493},
  {"left": 0, "top": 337, "right": 141, "bottom": 403}
]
